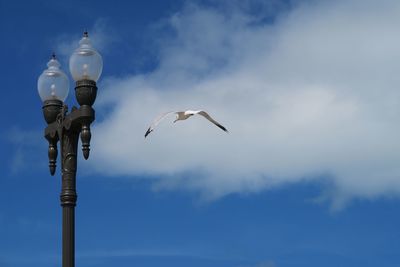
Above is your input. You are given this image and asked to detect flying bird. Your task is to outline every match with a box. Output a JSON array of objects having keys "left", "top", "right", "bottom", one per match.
[{"left": 145, "top": 110, "right": 228, "bottom": 138}]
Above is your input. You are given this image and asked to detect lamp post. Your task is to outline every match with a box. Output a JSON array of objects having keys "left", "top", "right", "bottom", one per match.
[{"left": 38, "top": 32, "right": 103, "bottom": 267}]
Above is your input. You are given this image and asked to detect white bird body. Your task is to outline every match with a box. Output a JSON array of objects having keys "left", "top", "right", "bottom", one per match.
[
  {"left": 145, "top": 110, "right": 228, "bottom": 138},
  {"left": 174, "top": 111, "right": 193, "bottom": 122}
]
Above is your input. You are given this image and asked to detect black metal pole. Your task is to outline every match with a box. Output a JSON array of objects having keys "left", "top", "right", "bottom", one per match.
[{"left": 60, "top": 130, "right": 79, "bottom": 267}]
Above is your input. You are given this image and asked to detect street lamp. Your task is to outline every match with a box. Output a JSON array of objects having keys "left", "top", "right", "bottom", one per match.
[{"left": 38, "top": 31, "right": 102, "bottom": 267}]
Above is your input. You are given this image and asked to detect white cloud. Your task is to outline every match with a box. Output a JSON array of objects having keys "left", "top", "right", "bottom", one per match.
[{"left": 89, "top": 0, "right": 400, "bottom": 207}]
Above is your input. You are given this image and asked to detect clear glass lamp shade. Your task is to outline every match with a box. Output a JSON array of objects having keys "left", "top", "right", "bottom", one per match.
[
  {"left": 69, "top": 34, "right": 103, "bottom": 82},
  {"left": 37, "top": 56, "right": 69, "bottom": 102}
]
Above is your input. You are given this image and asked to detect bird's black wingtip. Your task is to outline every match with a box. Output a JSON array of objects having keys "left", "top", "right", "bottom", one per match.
[
  {"left": 144, "top": 128, "right": 152, "bottom": 138},
  {"left": 217, "top": 124, "right": 228, "bottom": 133}
]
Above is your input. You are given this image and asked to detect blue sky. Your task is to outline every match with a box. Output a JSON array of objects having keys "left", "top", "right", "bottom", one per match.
[{"left": 1, "top": 0, "right": 400, "bottom": 266}]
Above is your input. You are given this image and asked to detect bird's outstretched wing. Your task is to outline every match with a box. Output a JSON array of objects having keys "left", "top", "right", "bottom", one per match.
[
  {"left": 196, "top": 110, "right": 228, "bottom": 132},
  {"left": 144, "top": 111, "right": 176, "bottom": 138}
]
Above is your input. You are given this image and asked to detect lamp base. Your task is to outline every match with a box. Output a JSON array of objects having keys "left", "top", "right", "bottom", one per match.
[
  {"left": 43, "top": 99, "right": 63, "bottom": 124},
  {"left": 75, "top": 80, "right": 97, "bottom": 106}
]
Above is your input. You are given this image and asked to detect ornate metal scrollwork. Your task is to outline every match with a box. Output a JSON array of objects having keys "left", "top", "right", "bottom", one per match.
[{"left": 43, "top": 80, "right": 96, "bottom": 175}]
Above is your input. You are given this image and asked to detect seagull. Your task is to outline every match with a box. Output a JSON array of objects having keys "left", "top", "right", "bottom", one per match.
[{"left": 145, "top": 110, "right": 228, "bottom": 138}]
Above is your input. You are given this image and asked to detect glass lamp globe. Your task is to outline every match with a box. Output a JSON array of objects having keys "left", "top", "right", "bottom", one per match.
[
  {"left": 69, "top": 32, "right": 103, "bottom": 82},
  {"left": 37, "top": 55, "right": 69, "bottom": 102}
]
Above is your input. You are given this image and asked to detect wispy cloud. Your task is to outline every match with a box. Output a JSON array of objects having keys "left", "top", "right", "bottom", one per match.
[
  {"left": 4, "top": 126, "right": 45, "bottom": 175},
  {"left": 83, "top": 0, "right": 400, "bottom": 208},
  {"left": 0, "top": 251, "right": 59, "bottom": 266},
  {"left": 77, "top": 247, "right": 190, "bottom": 259},
  {"left": 0, "top": 246, "right": 243, "bottom": 266},
  {"left": 76, "top": 246, "right": 248, "bottom": 264},
  {"left": 237, "top": 261, "right": 277, "bottom": 267}
]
